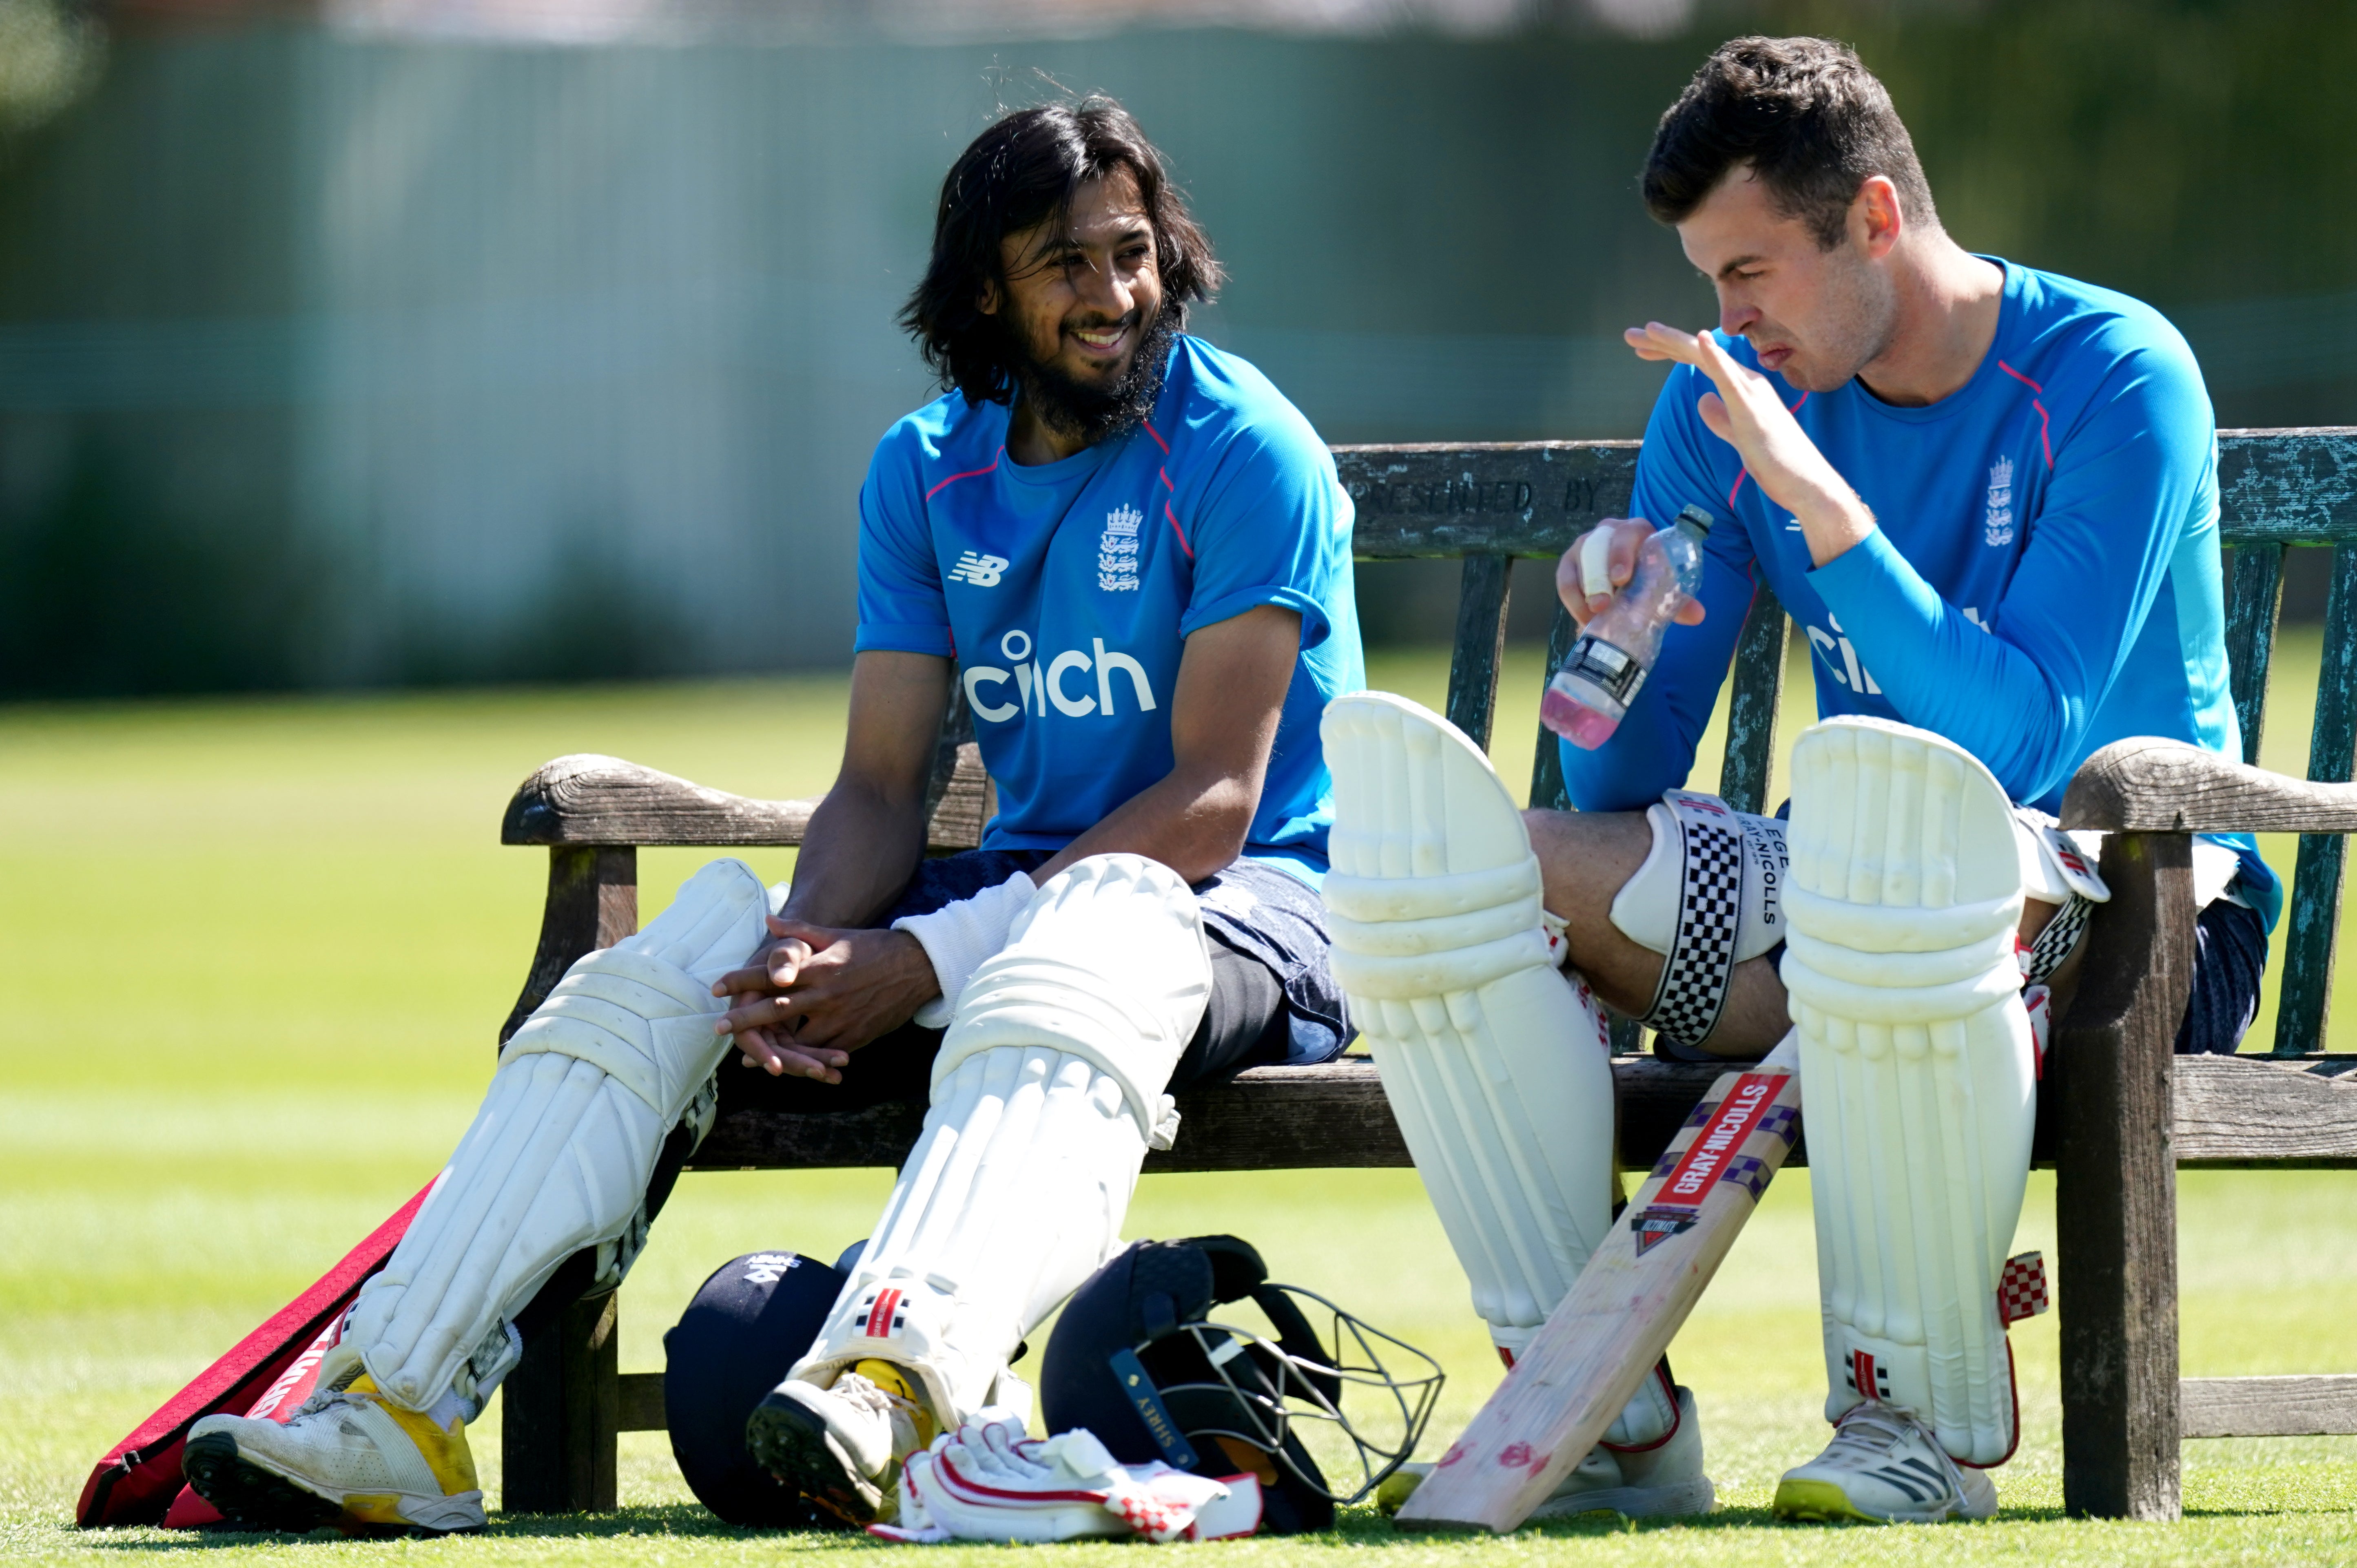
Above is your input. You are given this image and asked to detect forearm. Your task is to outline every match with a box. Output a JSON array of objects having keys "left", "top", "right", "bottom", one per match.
[
  {"left": 1792, "top": 487, "right": 1879, "bottom": 570},
  {"left": 1035, "top": 763, "right": 1260, "bottom": 886},
  {"left": 780, "top": 781, "right": 932, "bottom": 928},
  {"left": 1812, "top": 531, "right": 2074, "bottom": 797}
]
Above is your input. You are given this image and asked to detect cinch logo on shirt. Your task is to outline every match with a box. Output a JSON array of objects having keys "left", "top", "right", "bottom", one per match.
[
  {"left": 1099, "top": 505, "right": 1142, "bottom": 592},
  {"left": 947, "top": 551, "right": 1010, "bottom": 588},
  {"left": 1808, "top": 613, "right": 1883, "bottom": 695},
  {"left": 1811, "top": 607, "right": 1991, "bottom": 694},
  {"left": 962, "top": 628, "right": 1157, "bottom": 722}
]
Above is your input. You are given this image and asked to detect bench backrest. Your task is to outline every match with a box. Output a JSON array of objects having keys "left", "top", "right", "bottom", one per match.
[{"left": 1331, "top": 428, "right": 2357, "bottom": 1057}]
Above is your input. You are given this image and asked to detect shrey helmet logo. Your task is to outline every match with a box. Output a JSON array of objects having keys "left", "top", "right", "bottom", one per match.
[
  {"left": 1100, "top": 505, "right": 1143, "bottom": 592},
  {"left": 947, "top": 551, "right": 1010, "bottom": 587},
  {"left": 740, "top": 1253, "right": 800, "bottom": 1285},
  {"left": 1984, "top": 456, "right": 2016, "bottom": 547}
]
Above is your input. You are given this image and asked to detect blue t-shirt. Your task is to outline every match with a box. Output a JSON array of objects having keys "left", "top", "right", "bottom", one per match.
[
  {"left": 855, "top": 334, "right": 1364, "bottom": 881},
  {"left": 1563, "top": 259, "right": 2280, "bottom": 930}
]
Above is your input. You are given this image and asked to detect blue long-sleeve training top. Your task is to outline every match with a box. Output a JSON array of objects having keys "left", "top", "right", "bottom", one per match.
[{"left": 1561, "top": 258, "right": 2279, "bottom": 930}]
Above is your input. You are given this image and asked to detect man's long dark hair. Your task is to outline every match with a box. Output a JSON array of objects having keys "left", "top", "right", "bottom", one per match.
[{"left": 902, "top": 97, "right": 1224, "bottom": 408}]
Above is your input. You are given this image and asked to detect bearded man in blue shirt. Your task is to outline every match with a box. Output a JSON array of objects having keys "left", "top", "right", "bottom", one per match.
[
  {"left": 181, "top": 99, "right": 1362, "bottom": 1536},
  {"left": 1333, "top": 36, "right": 2271, "bottom": 1530}
]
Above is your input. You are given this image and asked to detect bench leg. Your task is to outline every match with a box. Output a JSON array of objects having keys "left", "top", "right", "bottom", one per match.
[
  {"left": 2053, "top": 830, "right": 2193, "bottom": 1521},
  {"left": 503, "top": 846, "right": 638, "bottom": 1044},
  {"left": 500, "top": 1291, "right": 620, "bottom": 1514}
]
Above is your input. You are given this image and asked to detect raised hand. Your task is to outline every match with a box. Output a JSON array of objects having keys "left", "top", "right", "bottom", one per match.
[{"left": 1624, "top": 322, "right": 1875, "bottom": 567}]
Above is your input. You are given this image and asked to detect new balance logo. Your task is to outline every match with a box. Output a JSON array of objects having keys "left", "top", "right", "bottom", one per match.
[
  {"left": 947, "top": 551, "right": 1010, "bottom": 587},
  {"left": 741, "top": 1253, "right": 800, "bottom": 1285}
]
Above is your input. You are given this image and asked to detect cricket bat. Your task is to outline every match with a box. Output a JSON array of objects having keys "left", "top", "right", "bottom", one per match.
[{"left": 1396, "top": 1032, "right": 1803, "bottom": 1533}]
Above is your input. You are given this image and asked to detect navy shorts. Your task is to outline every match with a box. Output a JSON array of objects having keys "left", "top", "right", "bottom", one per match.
[
  {"left": 2177, "top": 897, "right": 2268, "bottom": 1055},
  {"left": 718, "top": 850, "right": 1349, "bottom": 1115}
]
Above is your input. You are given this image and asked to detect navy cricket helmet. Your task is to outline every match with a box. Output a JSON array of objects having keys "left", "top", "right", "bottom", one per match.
[
  {"left": 1040, "top": 1235, "right": 1441, "bottom": 1534},
  {"left": 662, "top": 1244, "right": 862, "bottom": 1527}
]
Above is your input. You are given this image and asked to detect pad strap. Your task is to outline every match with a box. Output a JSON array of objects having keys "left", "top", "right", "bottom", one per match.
[
  {"left": 2020, "top": 893, "right": 2092, "bottom": 987},
  {"left": 1637, "top": 790, "right": 1750, "bottom": 1048}
]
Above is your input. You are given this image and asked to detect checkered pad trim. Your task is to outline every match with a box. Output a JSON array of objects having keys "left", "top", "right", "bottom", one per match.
[
  {"left": 1998, "top": 1251, "right": 2049, "bottom": 1325},
  {"left": 1640, "top": 795, "right": 1746, "bottom": 1048},
  {"left": 2022, "top": 893, "right": 2091, "bottom": 986}
]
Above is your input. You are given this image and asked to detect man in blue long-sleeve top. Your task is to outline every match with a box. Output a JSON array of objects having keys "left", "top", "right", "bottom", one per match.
[
  {"left": 1537, "top": 36, "right": 2271, "bottom": 1068},
  {"left": 1348, "top": 36, "right": 2277, "bottom": 1530}
]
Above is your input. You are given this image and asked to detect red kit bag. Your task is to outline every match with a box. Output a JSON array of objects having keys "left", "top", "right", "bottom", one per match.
[{"left": 76, "top": 1177, "right": 439, "bottom": 1528}]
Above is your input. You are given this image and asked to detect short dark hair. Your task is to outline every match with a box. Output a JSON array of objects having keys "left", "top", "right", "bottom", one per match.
[
  {"left": 901, "top": 97, "right": 1223, "bottom": 407},
  {"left": 1642, "top": 37, "right": 1938, "bottom": 248}
]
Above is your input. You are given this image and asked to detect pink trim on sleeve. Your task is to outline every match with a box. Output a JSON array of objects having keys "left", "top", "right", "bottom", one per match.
[
  {"left": 1997, "top": 362, "right": 2054, "bottom": 471},
  {"left": 924, "top": 447, "right": 1003, "bottom": 501}
]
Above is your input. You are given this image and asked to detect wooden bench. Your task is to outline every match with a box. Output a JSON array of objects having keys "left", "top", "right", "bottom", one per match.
[{"left": 492, "top": 428, "right": 2357, "bottom": 1524}]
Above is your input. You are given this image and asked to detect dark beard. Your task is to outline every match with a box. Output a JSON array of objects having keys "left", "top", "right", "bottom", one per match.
[{"left": 1007, "top": 305, "right": 1180, "bottom": 450}]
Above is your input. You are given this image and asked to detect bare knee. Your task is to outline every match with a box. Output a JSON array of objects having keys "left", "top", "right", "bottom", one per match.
[{"left": 1521, "top": 807, "right": 1653, "bottom": 924}]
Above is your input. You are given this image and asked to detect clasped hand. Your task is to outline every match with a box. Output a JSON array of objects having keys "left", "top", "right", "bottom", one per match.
[{"left": 709, "top": 917, "right": 941, "bottom": 1084}]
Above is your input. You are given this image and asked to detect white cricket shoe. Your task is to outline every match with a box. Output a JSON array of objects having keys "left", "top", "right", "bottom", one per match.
[
  {"left": 1774, "top": 1400, "right": 1998, "bottom": 1524},
  {"left": 1378, "top": 1385, "right": 1715, "bottom": 1521},
  {"left": 744, "top": 1360, "right": 938, "bottom": 1527},
  {"left": 182, "top": 1373, "right": 484, "bottom": 1534}
]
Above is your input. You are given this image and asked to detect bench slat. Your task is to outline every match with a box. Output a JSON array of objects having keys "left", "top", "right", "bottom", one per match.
[
  {"left": 2173, "top": 1053, "right": 2357, "bottom": 1165},
  {"left": 683, "top": 1053, "right": 2357, "bottom": 1174},
  {"left": 2181, "top": 1376, "right": 2357, "bottom": 1438},
  {"left": 2218, "top": 428, "right": 2357, "bottom": 541},
  {"left": 1444, "top": 553, "right": 1513, "bottom": 751},
  {"left": 1527, "top": 599, "right": 1578, "bottom": 813},
  {"left": 1719, "top": 588, "right": 1790, "bottom": 817},
  {"left": 614, "top": 1371, "right": 2357, "bottom": 1441},
  {"left": 1333, "top": 442, "right": 1639, "bottom": 558},
  {"left": 2274, "top": 544, "right": 2357, "bottom": 1053},
  {"left": 2224, "top": 544, "right": 2285, "bottom": 766}
]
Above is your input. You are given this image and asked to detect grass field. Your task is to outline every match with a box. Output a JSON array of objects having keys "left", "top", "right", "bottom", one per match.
[{"left": 4, "top": 641, "right": 2356, "bottom": 1564}]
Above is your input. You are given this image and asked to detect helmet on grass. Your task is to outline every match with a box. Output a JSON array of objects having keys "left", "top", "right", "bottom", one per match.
[{"left": 1040, "top": 1234, "right": 1442, "bottom": 1534}]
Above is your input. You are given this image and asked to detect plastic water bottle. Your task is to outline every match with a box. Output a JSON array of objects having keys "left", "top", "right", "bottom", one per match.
[{"left": 1542, "top": 504, "right": 1715, "bottom": 750}]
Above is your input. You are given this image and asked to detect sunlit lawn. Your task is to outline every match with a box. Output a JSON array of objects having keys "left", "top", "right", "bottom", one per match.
[{"left": 3, "top": 637, "right": 2353, "bottom": 1563}]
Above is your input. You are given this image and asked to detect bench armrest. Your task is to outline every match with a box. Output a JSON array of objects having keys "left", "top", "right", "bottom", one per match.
[
  {"left": 502, "top": 748, "right": 994, "bottom": 851},
  {"left": 502, "top": 754, "right": 819, "bottom": 847},
  {"left": 2062, "top": 738, "right": 2357, "bottom": 834}
]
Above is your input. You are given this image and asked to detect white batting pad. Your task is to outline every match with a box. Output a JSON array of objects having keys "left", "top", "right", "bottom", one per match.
[
  {"left": 791, "top": 854, "right": 1212, "bottom": 1424},
  {"left": 1783, "top": 719, "right": 2036, "bottom": 1466},
  {"left": 350, "top": 857, "right": 773, "bottom": 1412},
  {"left": 933, "top": 855, "right": 1211, "bottom": 1143},
  {"left": 1320, "top": 692, "right": 1677, "bottom": 1440}
]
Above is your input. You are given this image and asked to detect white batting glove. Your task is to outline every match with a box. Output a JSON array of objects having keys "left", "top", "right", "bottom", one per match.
[
  {"left": 893, "top": 871, "right": 1037, "bottom": 1028},
  {"left": 872, "top": 1414, "right": 1259, "bottom": 1544}
]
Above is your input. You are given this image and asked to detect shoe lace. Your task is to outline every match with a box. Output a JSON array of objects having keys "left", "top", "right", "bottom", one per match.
[
  {"left": 1821, "top": 1400, "right": 1918, "bottom": 1463},
  {"left": 1823, "top": 1400, "right": 1969, "bottom": 1497},
  {"left": 832, "top": 1371, "right": 921, "bottom": 1421}
]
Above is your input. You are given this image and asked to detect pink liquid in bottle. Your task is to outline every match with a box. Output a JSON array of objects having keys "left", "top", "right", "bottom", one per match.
[{"left": 1544, "top": 505, "right": 1715, "bottom": 749}]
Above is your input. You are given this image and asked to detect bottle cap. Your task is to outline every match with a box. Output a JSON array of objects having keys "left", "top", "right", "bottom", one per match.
[{"left": 1675, "top": 504, "right": 1715, "bottom": 537}]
